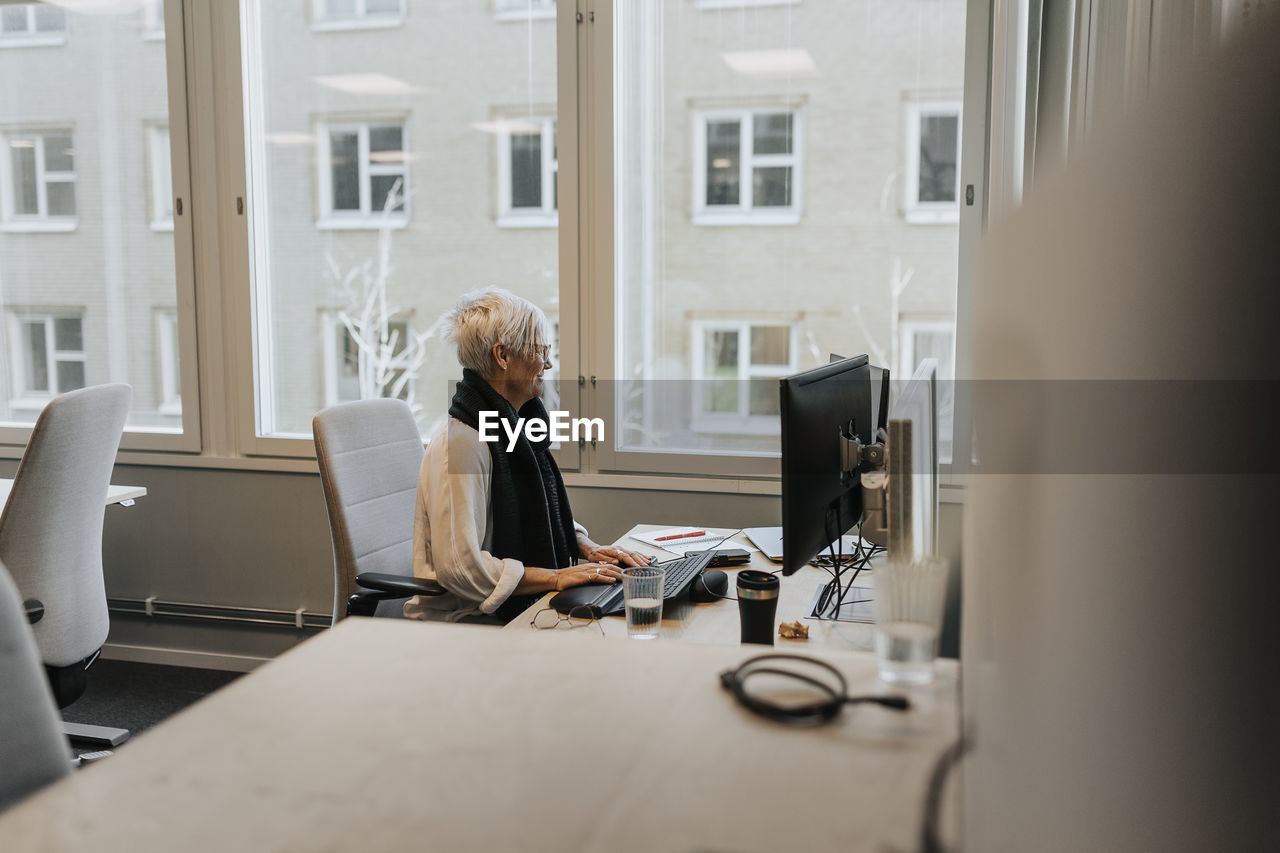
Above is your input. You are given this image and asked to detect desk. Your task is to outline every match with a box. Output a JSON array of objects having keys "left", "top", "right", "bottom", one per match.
[
  {"left": 509, "top": 524, "right": 883, "bottom": 652},
  {"left": 0, "top": 618, "right": 958, "bottom": 851},
  {"left": 0, "top": 479, "right": 147, "bottom": 508}
]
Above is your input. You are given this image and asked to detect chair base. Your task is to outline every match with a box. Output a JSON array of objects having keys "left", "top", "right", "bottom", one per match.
[{"left": 63, "top": 721, "right": 130, "bottom": 748}]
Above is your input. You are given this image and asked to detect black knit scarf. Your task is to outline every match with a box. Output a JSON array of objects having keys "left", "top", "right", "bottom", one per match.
[{"left": 448, "top": 369, "right": 579, "bottom": 585}]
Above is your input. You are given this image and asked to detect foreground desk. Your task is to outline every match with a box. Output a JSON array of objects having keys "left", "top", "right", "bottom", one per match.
[
  {"left": 510, "top": 525, "right": 884, "bottom": 652},
  {"left": 0, "top": 479, "right": 147, "bottom": 508},
  {"left": 0, "top": 619, "right": 958, "bottom": 851}
]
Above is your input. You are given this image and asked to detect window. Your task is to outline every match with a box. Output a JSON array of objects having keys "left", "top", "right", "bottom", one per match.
[
  {"left": 157, "top": 311, "right": 181, "bottom": 416},
  {"left": 495, "top": 0, "right": 556, "bottom": 22},
  {"left": 141, "top": 0, "right": 164, "bottom": 41},
  {"left": 7, "top": 314, "right": 85, "bottom": 406},
  {"left": 317, "top": 122, "right": 409, "bottom": 228},
  {"left": 312, "top": 0, "right": 404, "bottom": 30},
  {"left": 694, "top": 109, "right": 802, "bottom": 226},
  {"left": 692, "top": 322, "right": 796, "bottom": 434},
  {"left": 498, "top": 118, "right": 557, "bottom": 228},
  {"left": 899, "top": 319, "right": 955, "bottom": 463},
  {"left": 0, "top": 3, "right": 67, "bottom": 48},
  {"left": 905, "top": 102, "right": 961, "bottom": 224},
  {"left": 694, "top": 1, "right": 802, "bottom": 9},
  {"left": 149, "top": 125, "right": 173, "bottom": 230},
  {"left": 1, "top": 129, "right": 76, "bottom": 230},
  {"left": 322, "top": 314, "right": 413, "bottom": 406}
]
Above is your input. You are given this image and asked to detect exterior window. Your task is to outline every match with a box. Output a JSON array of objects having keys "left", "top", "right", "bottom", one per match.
[
  {"left": 694, "top": 109, "right": 802, "bottom": 226},
  {"left": 498, "top": 118, "right": 557, "bottom": 228},
  {"left": 317, "top": 121, "right": 409, "bottom": 228},
  {"left": 141, "top": 0, "right": 165, "bottom": 40},
  {"left": 694, "top": 1, "right": 801, "bottom": 9},
  {"left": 495, "top": 0, "right": 556, "bottom": 21},
  {"left": 0, "top": 3, "right": 67, "bottom": 47},
  {"left": 157, "top": 311, "right": 181, "bottom": 415},
  {"left": 323, "top": 314, "right": 413, "bottom": 405},
  {"left": 692, "top": 321, "right": 796, "bottom": 433},
  {"left": 1, "top": 130, "right": 77, "bottom": 229},
  {"left": 149, "top": 126, "right": 173, "bottom": 230},
  {"left": 313, "top": 0, "right": 404, "bottom": 30},
  {"left": 899, "top": 319, "right": 955, "bottom": 463},
  {"left": 905, "top": 102, "right": 961, "bottom": 223},
  {"left": 7, "top": 314, "right": 86, "bottom": 405}
]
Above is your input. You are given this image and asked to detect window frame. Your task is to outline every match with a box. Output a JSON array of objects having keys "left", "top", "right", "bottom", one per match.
[
  {"left": 311, "top": 0, "right": 406, "bottom": 32},
  {"left": 690, "top": 320, "right": 798, "bottom": 436},
  {"left": 320, "top": 311, "right": 417, "bottom": 408},
  {"left": 5, "top": 312, "right": 86, "bottom": 410},
  {"left": 497, "top": 116, "right": 559, "bottom": 229},
  {"left": 0, "top": 3, "right": 68, "bottom": 49},
  {"left": 156, "top": 310, "right": 182, "bottom": 416},
  {"left": 692, "top": 106, "right": 804, "bottom": 227},
  {"left": 149, "top": 124, "right": 175, "bottom": 231},
  {"left": 0, "top": 128, "right": 78, "bottom": 232},
  {"left": 905, "top": 100, "right": 963, "bottom": 225},
  {"left": 315, "top": 119, "right": 411, "bottom": 230}
]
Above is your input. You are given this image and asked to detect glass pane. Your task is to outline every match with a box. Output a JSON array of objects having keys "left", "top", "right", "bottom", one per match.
[
  {"left": 752, "top": 166, "right": 791, "bottom": 208},
  {"left": 45, "top": 181, "right": 76, "bottom": 217},
  {"left": 510, "top": 130, "right": 542, "bottom": 208},
  {"left": 750, "top": 325, "right": 789, "bottom": 366},
  {"left": 22, "top": 322, "right": 48, "bottom": 392},
  {"left": 616, "top": 0, "right": 966, "bottom": 456},
  {"left": 329, "top": 131, "right": 360, "bottom": 210},
  {"left": 43, "top": 134, "right": 73, "bottom": 172},
  {"left": 364, "top": 0, "right": 401, "bottom": 15},
  {"left": 11, "top": 143, "right": 37, "bottom": 215},
  {"left": 748, "top": 378, "right": 779, "bottom": 416},
  {"left": 323, "top": 0, "right": 357, "bottom": 18},
  {"left": 369, "top": 173, "right": 404, "bottom": 213},
  {"left": 336, "top": 325, "right": 360, "bottom": 402},
  {"left": 56, "top": 360, "right": 85, "bottom": 392},
  {"left": 705, "top": 329, "right": 738, "bottom": 376},
  {"left": 245, "top": 1, "right": 558, "bottom": 436},
  {"left": 0, "top": 7, "right": 184, "bottom": 429},
  {"left": 705, "top": 120, "right": 739, "bottom": 206},
  {"left": 918, "top": 113, "right": 958, "bottom": 203},
  {"left": 1, "top": 7, "right": 27, "bottom": 33},
  {"left": 34, "top": 5, "right": 66, "bottom": 32},
  {"left": 752, "top": 113, "right": 792, "bottom": 155},
  {"left": 53, "top": 317, "right": 82, "bottom": 351}
]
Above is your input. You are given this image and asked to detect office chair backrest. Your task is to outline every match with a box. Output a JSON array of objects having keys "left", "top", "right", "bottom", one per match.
[
  {"left": 0, "top": 560, "right": 71, "bottom": 810},
  {"left": 313, "top": 398, "right": 425, "bottom": 623},
  {"left": 0, "top": 384, "right": 131, "bottom": 668}
]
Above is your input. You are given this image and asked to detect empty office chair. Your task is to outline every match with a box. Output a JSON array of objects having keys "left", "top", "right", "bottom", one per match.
[
  {"left": 0, "top": 561, "right": 71, "bottom": 811},
  {"left": 0, "top": 384, "right": 132, "bottom": 747},
  {"left": 313, "top": 398, "right": 445, "bottom": 621}
]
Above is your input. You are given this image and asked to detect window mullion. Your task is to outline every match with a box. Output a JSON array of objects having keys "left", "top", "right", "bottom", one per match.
[
  {"left": 739, "top": 114, "right": 752, "bottom": 210},
  {"left": 34, "top": 134, "right": 48, "bottom": 218},
  {"left": 358, "top": 125, "right": 371, "bottom": 216}
]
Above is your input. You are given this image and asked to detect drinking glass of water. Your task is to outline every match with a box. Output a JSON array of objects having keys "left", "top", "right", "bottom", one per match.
[
  {"left": 621, "top": 566, "right": 664, "bottom": 640},
  {"left": 873, "top": 556, "right": 948, "bottom": 685}
]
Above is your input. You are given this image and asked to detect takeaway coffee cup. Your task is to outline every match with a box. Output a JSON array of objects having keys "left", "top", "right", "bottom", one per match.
[{"left": 736, "top": 570, "right": 780, "bottom": 645}]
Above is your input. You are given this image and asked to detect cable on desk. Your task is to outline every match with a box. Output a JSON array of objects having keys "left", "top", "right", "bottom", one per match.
[{"left": 719, "top": 653, "right": 909, "bottom": 726}]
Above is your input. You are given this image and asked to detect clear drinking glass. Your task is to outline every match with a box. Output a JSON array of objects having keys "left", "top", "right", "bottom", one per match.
[
  {"left": 621, "top": 567, "right": 664, "bottom": 640},
  {"left": 873, "top": 556, "right": 949, "bottom": 685}
]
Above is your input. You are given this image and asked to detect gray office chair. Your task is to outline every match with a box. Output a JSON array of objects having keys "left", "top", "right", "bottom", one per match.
[
  {"left": 0, "top": 560, "right": 71, "bottom": 811},
  {"left": 0, "top": 384, "right": 132, "bottom": 747},
  {"left": 313, "top": 398, "right": 445, "bottom": 622}
]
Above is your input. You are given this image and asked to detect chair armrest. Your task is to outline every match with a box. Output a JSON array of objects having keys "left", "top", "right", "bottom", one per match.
[{"left": 354, "top": 572, "right": 446, "bottom": 598}]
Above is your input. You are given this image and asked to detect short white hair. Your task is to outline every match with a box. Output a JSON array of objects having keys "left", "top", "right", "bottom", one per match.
[{"left": 442, "top": 287, "right": 553, "bottom": 378}]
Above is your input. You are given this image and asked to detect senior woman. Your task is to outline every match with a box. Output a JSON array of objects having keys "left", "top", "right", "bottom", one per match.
[{"left": 404, "top": 287, "right": 650, "bottom": 623}]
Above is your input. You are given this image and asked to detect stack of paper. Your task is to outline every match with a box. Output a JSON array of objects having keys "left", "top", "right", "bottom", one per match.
[{"left": 630, "top": 527, "right": 730, "bottom": 556}]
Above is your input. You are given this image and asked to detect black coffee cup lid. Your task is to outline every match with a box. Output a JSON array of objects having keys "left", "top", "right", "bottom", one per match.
[{"left": 736, "top": 569, "right": 779, "bottom": 590}]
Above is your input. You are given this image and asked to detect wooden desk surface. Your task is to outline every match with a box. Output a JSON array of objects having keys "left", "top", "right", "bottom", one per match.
[
  {"left": 0, "top": 619, "right": 958, "bottom": 851},
  {"left": 508, "top": 524, "right": 884, "bottom": 652}
]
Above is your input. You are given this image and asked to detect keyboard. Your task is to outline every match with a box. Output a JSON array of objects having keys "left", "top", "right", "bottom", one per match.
[{"left": 549, "top": 549, "right": 718, "bottom": 618}]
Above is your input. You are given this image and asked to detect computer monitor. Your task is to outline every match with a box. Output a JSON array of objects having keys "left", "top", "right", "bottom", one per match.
[
  {"left": 779, "top": 354, "right": 875, "bottom": 576},
  {"left": 831, "top": 352, "right": 890, "bottom": 436}
]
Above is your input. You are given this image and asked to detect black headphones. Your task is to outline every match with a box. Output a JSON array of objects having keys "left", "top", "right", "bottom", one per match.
[{"left": 719, "top": 653, "right": 910, "bottom": 726}]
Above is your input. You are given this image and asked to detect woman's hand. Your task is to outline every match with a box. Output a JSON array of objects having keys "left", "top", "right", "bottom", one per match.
[
  {"left": 581, "top": 544, "right": 653, "bottom": 568},
  {"left": 553, "top": 563, "right": 624, "bottom": 592}
]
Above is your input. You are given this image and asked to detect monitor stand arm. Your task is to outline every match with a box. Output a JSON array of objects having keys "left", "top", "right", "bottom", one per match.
[{"left": 860, "top": 470, "right": 889, "bottom": 546}]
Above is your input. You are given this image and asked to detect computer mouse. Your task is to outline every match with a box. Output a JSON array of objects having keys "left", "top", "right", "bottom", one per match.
[{"left": 689, "top": 569, "right": 729, "bottom": 603}]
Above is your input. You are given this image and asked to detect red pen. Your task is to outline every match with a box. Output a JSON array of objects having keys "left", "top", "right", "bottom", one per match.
[{"left": 654, "top": 530, "right": 707, "bottom": 542}]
